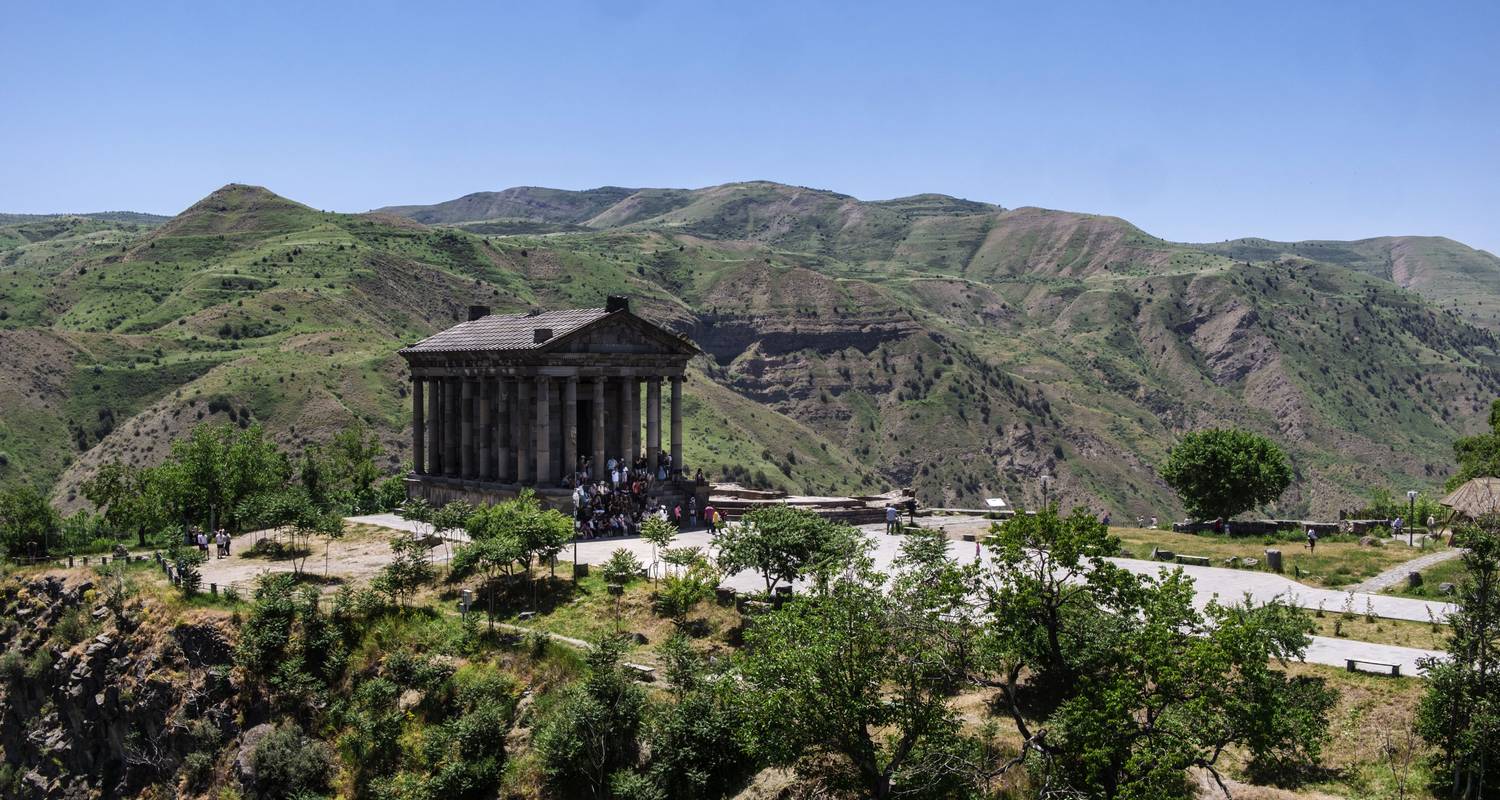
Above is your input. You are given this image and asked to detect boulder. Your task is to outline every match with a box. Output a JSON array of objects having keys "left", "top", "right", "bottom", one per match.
[
  {"left": 1243, "top": 558, "right": 1259, "bottom": 568},
  {"left": 1407, "top": 572, "right": 1423, "bottom": 589},
  {"left": 236, "top": 723, "right": 276, "bottom": 788},
  {"left": 1359, "top": 536, "right": 1379, "bottom": 547},
  {"left": 1440, "top": 582, "right": 1457, "bottom": 595}
]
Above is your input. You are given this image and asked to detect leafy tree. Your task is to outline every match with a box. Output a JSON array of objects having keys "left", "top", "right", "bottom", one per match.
[
  {"left": 375, "top": 534, "right": 434, "bottom": 607},
  {"left": 655, "top": 554, "right": 720, "bottom": 629},
  {"left": 1451, "top": 399, "right": 1500, "bottom": 490},
  {"left": 82, "top": 461, "right": 168, "bottom": 547},
  {"left": 169, "top": 422, "right": 290, "bottom": 532},
  {"left": 739, "top": 532, "right": 977, "bottom": 799},
  {"left": 640, "top": 515, "right": 676, "bottom": 583},
  {"left": 1159, "top": 427, "right": 1292, "bottom": 520},
  {"left": 976, "top": 515, "right": 1333, "bottom": 798},
  {"left": 0, "top": 484, "right": 61, "bottom": 557},
  {"left": 980, "top": 508, "right": 1129, "bottom": 694},
  {"left": 1418, "top": 517, "right": 1500, "bottom": 799},
  {"left": 460, "top": 491, "right": 571, "bottom": 606},
  {"left": 602, "top": 548, "right": 644, "bottom": 586},
  {"left": 534, "top": 636, "right": 646, "bottom": 799},
  {"left": 713, "top": 504, "right": 855, "bottom": 595},
  {"left": 643, "top": 634, "right": 755, "bottom": 798}
]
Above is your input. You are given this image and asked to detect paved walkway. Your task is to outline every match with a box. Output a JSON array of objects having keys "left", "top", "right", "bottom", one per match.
[
  {"left": 348, "top": 513, "right": 1450, "bottom": 674},
  {"left": 1349, "top": 547, "right": 1464, "bottom": 594}
]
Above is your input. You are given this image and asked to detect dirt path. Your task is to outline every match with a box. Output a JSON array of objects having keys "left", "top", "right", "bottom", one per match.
[{"left": 1348, "top": 547, "right": 1464, "bottom": 594}]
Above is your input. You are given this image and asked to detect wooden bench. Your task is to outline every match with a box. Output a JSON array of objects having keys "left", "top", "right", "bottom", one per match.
[
  {"left": 1175, "top": 554, "right": 1211, "bottom": 567},
  {"left": 1346, "top": 658, "right": 1401, "bottom": 677}
]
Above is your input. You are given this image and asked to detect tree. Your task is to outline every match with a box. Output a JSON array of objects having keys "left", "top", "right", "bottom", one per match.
[
  {"left": 375, "top": 534, "right": 434, "bottom": 607},
  {"left": 976, "top": 516, "right": 1333, "bottom": 798},
  {"left": 1418, "top": 517, "right": 1500, "bottom": 799},
  {"left": 639, "top": 515, "right": 676, "bottom": 583},
  {"left": 739, "top": 532, "right": 978, "bottom": 799},
  {"left": 82, "top": 461, "right": 165, "bottom": 547},
  {"left": 461, "top": 491, "right": 571, "bottom": 606},
  {"left": 655, "top": 554, "right": 720, "bottom": 629},
  {"left": 1450, "top": 399, "right": 1500, "bottom": 490},
  {"left": 713, "top": 504, "right": 855, "bottom": 595},
  {"left": 601, "top": 548, "right": 643, "bottom": 586},
  {"left": 169, "top": 422, "right": 290, "bottom": 532},
  {"left": 1159, "top": 427, "right": 1292, "bottom": 520},
  {"left": 0, "top": 485, "right": 61, "bottom": 557},
  {"left": 979, "top": 507, "right": 1130, "bottom": 695},
  {"left": 534, "top": 636, "right": 646, "bottom": 799},
  {"left": 642, "top": 633, "right": 756, "bottom": 798}
]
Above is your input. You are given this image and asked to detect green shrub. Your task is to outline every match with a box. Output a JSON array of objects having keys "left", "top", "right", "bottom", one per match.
[{"left": 247, "top": 724, "right": 334, "bottom": 800}]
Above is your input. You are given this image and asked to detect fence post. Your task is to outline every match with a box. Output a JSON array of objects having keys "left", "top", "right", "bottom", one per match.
[
  {"left": 210, "top": 583, "right": 218, "bottom": 596},
  {"left": 68, "top": 556, "right": 74, "bottom": 567}
]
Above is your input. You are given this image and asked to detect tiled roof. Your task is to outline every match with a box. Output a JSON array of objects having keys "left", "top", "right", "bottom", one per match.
[{"left": 400, "top": 308, "right": 612, "bottom": 353}]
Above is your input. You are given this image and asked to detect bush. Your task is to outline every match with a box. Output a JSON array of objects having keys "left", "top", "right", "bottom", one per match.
[
  {"left": 180, "top": 750, "right": 214, "bottom": 790},
  {"left": 248, "top": 724, "right": 335, "bottom": 799}
]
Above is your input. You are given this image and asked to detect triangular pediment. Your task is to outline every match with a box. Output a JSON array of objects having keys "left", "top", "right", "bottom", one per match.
[{"left": 541, "top": 312, "right": 698, "bottom": 357}]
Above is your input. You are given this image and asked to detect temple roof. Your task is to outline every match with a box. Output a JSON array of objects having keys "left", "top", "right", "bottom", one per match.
[{"left": 400, "top": 307, "right": 613, "bottom": 354}]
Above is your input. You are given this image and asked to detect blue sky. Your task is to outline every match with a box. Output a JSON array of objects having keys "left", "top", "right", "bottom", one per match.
[{"left": 3, "top": 1, "right": 1498, "bottom": 253}]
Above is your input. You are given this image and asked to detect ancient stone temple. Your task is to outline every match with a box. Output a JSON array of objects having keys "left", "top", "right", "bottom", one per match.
[{"left": 398, "top": 296, "right": 703, "bottom": 508}]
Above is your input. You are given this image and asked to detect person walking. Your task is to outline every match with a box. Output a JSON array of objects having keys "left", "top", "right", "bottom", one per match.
[
  {"left": 196, "top": 529, "right": 209, "bottom": 556},
  {"left": 885, "top": 504, "right": 899, "bottom": 535},
  {"left": 1305, "top": 527, "right": 1318, "bottom": 552},
  {"left": 703, "top": 504, "right": 717, "bottom": 534},
  {"left": 688, "top": 497, "right": 698, "bottom": 528},
  {"left": 216, "top": 529, "right": 228, "bottom": 559}
]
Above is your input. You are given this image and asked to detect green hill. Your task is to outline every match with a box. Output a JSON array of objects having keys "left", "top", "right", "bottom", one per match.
[{"left": 6, "top": 181, "right": 1500, "bottom": 519}]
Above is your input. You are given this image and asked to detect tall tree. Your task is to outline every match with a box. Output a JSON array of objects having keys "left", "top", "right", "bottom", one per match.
[
  {"left": 739, "top": 531, "right": 979, "bottom": 799},
  {"left": 976, "top": 514, "right": 1333, "bottom": 798},
  {"left": 1159, "top": 427, "right": 1292, "bottom": 520},
  {"left": 1418, "top": 517, "right": 1500, "bottom": 799},
  {"left": 0, "top": 485, "right": 61, "bottom": 557},
  {"left": 713, "top": 504, "right": 855, "bottom": 595}
]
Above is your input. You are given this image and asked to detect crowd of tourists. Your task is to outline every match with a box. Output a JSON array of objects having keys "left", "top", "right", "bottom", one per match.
[{"left": 567, "top": 453, "right": 717, "bottom": 539}]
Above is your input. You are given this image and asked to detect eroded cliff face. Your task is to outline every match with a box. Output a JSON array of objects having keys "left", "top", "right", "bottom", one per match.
[{"left": 0, "top": 571, "right": 253, "bottom": 799}]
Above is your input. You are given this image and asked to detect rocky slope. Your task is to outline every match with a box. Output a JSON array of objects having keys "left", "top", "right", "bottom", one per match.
[{"left": 0, "top": 570, "right": 250, "bottom": 798}]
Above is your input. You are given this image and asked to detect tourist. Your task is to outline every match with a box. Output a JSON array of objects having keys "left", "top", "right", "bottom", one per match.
[
  {"left": 196, "top": 529, "right": 209, "bottom": 556},
  {"left": 694, "top": 468, "right": 705, "bottom": 484},
  {"left": 673, "top": 503, "right": 683, "bottom": 527},
  {"left": 216, "top": 529, "right": 229, "bottom": 559},
  {"left": 1306, "top": 527, "right": 1318, "bottom": 552},
  {"left": 905, "top": 497, "right": 917, "bottom": 525},
  {"left": 1149, "top": 516, "right": 1158, "bottom": 529},
  {"left": 885, "top": 504, "right": 899, "bottom": 535},
  {"left": 688, "top": 496, "right": 698, "bottom": 528},
  {"left": 703, "top": 504, "right": 717, "bottom": 534}
]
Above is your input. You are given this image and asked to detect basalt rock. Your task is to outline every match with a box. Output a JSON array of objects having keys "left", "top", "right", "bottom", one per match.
[{"left": 0, "top": 571, "right": 255, "bottom": 799}]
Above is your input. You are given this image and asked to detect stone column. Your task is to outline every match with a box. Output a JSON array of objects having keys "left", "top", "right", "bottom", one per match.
[
  {"left": 412, "top": 377, "right": 424, "bottom": 474},
  {"left": 517, "top": 378, "right": 533, "bottom": 484},
  {"left": 427, "top": 379, "right": 440, "bottom": 477},
  {"left": 535, "top": 376, "right": 552, "bottom": 485},
  {"left": 646, "top": 376, "right": 662, "bottom": 473},
  {"left": 498, "top": 378, "right": 512, "bottom": 483},
  {"left": 670, "top": 376, "right": 683, "bottom": 476},
  {"left": 478, "top": 377, "right": 492, "bottom": 481},
  {"left": 616, "top": 376, "right": 631, "bottom": 462},
  {"left": 592, "top": 377, "right": 606, "bottom": 476},
  {"left": 445, "top": 378, "right": 461, "bottom": 476},
  {"left": 460, "top": 378, "right": 475, "bottom": 479},
  {"left": 564, "top": 377, "right": 578, "bottom": 481},
  {"left": 629, "top": 377, "right": 641, "bottom": 463}
]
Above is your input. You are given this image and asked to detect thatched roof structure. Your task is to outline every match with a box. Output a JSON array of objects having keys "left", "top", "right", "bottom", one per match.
[{"left": 1439, "top": 477, "right": 1500, "bottom": 519}]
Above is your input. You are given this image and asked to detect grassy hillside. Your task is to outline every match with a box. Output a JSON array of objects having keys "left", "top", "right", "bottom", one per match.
[{"left": 7, "top": 181, "right": 1500, "bottom": 518}]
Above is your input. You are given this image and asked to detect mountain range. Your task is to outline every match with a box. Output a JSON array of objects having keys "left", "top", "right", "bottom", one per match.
[{"left": 4, "top": 180, "right": 1500, "bottom": 519}]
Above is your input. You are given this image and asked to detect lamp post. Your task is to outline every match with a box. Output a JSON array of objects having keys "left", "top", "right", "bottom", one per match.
[
  {"left": 1407, "top": 490, "right": 1418, "bottom": 546},
  {"left": 1040, "top": 475, "right": 1052, "bottom": 512}
]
